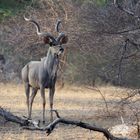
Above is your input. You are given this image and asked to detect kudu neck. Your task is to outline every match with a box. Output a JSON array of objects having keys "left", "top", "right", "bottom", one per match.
[{"left": 44, "top": 48, "right": 59, "bottom": 78}]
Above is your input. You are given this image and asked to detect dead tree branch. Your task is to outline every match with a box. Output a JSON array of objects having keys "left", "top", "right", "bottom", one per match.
[
  {"left": 0, "top": 107, "right": 40, "bottom": 127},
  {"left": 85, "top": 86, "right": 110, "bottom": 116},
  {"left": 102, "top": 27, "right": 140, "bottom": 35},
  {"left": 116, "top": 38, "right": 140, "bottom": 85},
  {"left": 114, "top": 0, "right": 140, "bottom": 19},
  {"left": 44, "top": 118, "right": 123, "bottom": 140},
  {"left": 0, "top": 107, "right": 28, "bottom": 126},
  {"left": 107, "top": 0, "right": 140, "bottom": 35},
  {"left": 117, "top": 39, "right": 128, "bottom": 85},
  {"left": 0, "top": 107, "right": 132, "bottom": 140}
]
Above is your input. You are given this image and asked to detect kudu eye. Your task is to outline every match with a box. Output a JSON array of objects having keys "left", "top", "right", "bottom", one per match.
[
  {"left": 60, "top": 48, "right": 64, "bottom": 53},
  {"left": 57, "top": 47, "right": 64, "bottom": 56}
]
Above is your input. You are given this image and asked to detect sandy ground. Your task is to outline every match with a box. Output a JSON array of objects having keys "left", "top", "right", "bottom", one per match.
[{"left": 0, "top": 83, "right": 137, "bottom": 140}]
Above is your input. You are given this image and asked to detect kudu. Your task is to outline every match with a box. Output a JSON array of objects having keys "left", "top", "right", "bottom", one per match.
[{"left": 22, "top": 16, "right": 68, "bottom": 123}]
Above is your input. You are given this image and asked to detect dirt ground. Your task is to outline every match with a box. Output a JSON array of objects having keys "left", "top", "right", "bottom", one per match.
[{"left": 0, "top": 83, "right": 137, "bottom": 140}]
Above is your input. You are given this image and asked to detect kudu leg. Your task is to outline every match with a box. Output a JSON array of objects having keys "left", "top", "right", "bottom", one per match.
[
  {"left": 28, "top": 88, "right": 38, "bottom": 119},
  {"left": 49, "top": 88, "right": 55, "bottom": 122},
  {"left": 40, "top": 87, "right": 46, "bottom": 123},
  {"left": 25, "top": 84, "right": 30, "bottom": 118}
]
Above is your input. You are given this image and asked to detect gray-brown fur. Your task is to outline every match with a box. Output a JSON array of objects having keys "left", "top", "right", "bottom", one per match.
[{"left": 22, "top": 16, "right": 68, "bottom": 122}]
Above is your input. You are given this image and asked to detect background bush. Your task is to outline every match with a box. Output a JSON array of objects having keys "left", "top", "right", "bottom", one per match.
[{"left": 0, "top": 0, "right": 140, "bottom": 88}]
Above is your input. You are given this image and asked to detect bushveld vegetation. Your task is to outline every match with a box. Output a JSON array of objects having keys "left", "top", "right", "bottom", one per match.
[
  {"left": 0, "top": 0, "right": 140, "bottom": 139},
  {"left": 0, "top": 0, "right": 139, "bottom": 87}
]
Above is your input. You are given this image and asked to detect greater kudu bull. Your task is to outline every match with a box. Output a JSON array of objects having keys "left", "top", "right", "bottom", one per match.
[{"left": 22, "top": 16, "right": 68, "bottom": 123}]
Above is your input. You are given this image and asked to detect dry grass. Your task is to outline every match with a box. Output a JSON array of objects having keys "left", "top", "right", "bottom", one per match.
[{"left": 0, "top": 83, "right": 136, "bottom": 140}]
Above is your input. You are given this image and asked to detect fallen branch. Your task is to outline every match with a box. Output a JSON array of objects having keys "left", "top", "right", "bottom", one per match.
[
  {"left": 47, "top": 118, "right": 126, "bottom": 140},
  {"left": 24, "top": 117, "right": 127, "bottom": 140},
  {"left": 0, "top": 107, "right": 39, "bottom": 127},
  {"left": 0, "top": 107, "right": 132, "bottom": 140},
  {"left": 0, "top": 107, "right": 28, "bottom": 126}
]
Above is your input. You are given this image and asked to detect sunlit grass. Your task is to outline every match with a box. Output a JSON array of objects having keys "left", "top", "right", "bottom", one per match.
[{"left": 0, "top": 83, "right": 131, "bottom": 140}]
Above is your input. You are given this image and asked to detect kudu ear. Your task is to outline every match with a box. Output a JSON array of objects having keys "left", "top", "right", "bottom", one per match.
[
  {"left": 59, "top": 35, "right": 68, "bottom": 44},
  {"left": 43, "top": 36, "right": 51, "bottom": 44}
]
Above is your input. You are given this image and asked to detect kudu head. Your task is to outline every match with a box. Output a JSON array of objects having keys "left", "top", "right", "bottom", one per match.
[{"left": 24, "top": 15, "right": 68, "bottom": 57}]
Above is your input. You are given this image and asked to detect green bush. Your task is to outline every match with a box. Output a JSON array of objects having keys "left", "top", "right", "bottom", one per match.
[{"left": 0, "top": 0, "right": 32, "bottom": 21}]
